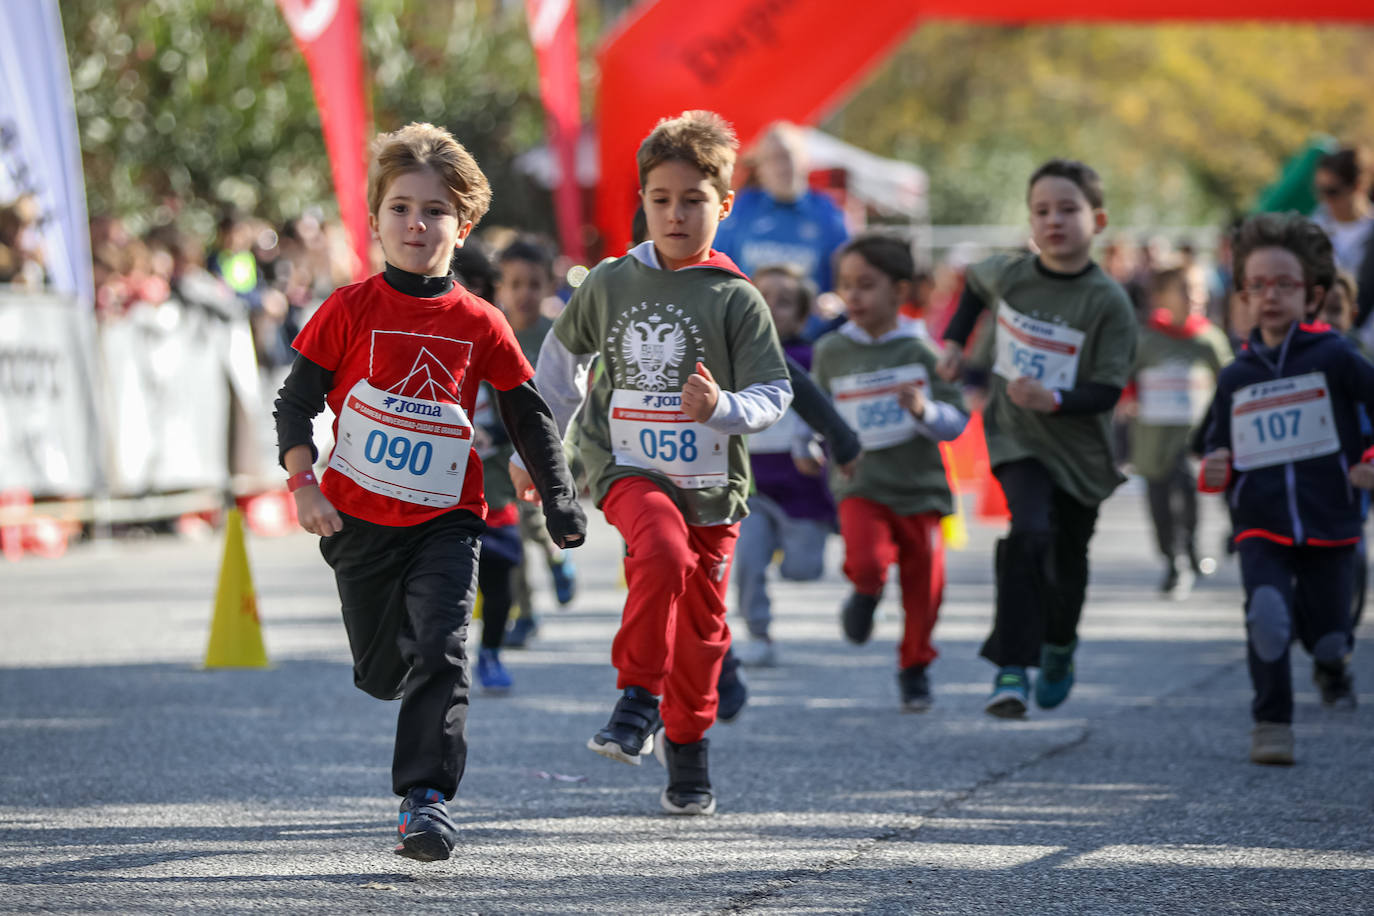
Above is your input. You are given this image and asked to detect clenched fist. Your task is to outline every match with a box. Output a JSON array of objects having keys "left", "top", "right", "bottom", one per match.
[
  {"left": 1201, "top": 448, "right": 1231, "bottom": 490},
  {"left": 681, "top": 361, "right": 720, "bottom": 423},
  {"left": 897, "top": 382, "right": 927, "bottom": 419},
  {"left": 1007, "top": 376, "right": 1056, "bottom": 412}
]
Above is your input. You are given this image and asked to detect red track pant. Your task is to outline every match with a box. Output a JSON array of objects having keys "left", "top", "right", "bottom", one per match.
[
  {"left": 602, "top": 476, "right": 739, "bottom": 744},
  {"left": 838, "top": 498, "right": 944, "bottom": 670}
]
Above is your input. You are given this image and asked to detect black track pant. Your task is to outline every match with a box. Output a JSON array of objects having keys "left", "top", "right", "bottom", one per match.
[
  {"left": 319, "top": 509, "right": 483, "bottom": 799},
  {"left": 980, "top": 458, "right": 1100, "bottom": 668},
  {"left": 1239, "top": 538, "right": 1354, "bottom": 724},
  {"left": 1145, "top": 452, "right": 1197, "bottom": 562}
]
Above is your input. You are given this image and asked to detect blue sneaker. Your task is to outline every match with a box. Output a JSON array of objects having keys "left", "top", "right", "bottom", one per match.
[
  {"left": 984, "top": 666, "right": 1029, "bottom": 719},
  {"left": 1034, "top": 641, "right": 1076, "bottom": 709},
  {"left": 476, "top": 648, "right": 513, "bottom": 693},
  {"left": 551, "top": 557, "right": 577, "bottom": 606},
  {"left": 504, "top": 615, "right": 539, "bottom": 649},
  {"left": 395, "top": 787, "right": 457, "bottom": 862},
  {"left": 716, "top": 649, "right": 748, "bottom": 723}
]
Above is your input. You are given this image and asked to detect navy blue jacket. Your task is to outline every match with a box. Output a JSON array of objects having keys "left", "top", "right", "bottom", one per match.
[{"left": 1203, "top": 322, "right": 1374, "bottom": 546}]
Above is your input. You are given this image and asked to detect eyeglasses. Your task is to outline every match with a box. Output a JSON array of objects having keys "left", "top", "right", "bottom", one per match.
[
  {"left": 1243, "top": 277, "right": 1306, "bottom": 297},
  {"left": 1316, "top": 184, "right": 1348, "bottom": 199}
]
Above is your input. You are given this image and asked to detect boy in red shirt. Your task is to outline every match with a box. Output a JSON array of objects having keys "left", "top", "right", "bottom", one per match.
[{"left": 274, "top": 123, "right": 584, "bottom": 861}]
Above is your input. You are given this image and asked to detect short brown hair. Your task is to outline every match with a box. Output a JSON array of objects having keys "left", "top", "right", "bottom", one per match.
[
  {"left": 1231, "top": 212, "right": 1335, "bottom": 295},
  {"left": 836, "top": 233, "right": 916, "bottom": 285},
  {"left": 636, "top": 110, "right": 738, "bottom": 199},
  {"left": 367, "top": 122, "right": 492, "bottom": 225},
  {"left": 1028, "top": 159, "right": 1105, "bottom": 209},
  {"left": 752, "top": 262, "right": 816, "bottom": 321}
]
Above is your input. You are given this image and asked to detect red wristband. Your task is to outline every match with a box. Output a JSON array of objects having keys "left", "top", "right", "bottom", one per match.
[{"left": 287, "top": 470, "right": 318, "bottom": 492}]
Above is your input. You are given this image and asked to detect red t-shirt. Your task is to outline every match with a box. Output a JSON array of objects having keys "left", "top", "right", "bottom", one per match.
[{"left": 293, "top": 273, "right": 533, "bottom": 527}]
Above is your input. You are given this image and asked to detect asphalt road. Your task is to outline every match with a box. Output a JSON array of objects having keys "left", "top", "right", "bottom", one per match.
[{"left": 2, "top": 483, "right": 1371, "bottom": 914}]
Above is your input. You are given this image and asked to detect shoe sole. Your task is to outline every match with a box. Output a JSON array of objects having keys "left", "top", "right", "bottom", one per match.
[
  {"left": 1250, "top": 752, "right": 1295, "bottom": 766},
  {"left": 587, "top": 732, "right": 654, "bottom": 766},
  {"left": 393, "top": 831, "right": 453, "bottom": 862},
  {"left": 984, "top": 695, "right": 1028, "bottom": 719},
  {"left": 901, "top": 697, "right": 932, "bottom": 713},
  {"left": 660, "top": 788, "right": 716, "bottom": 816}
]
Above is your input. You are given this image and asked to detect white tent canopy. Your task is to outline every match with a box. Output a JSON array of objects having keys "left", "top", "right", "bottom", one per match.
[{"left": 515, "top": 126, "right": 928, "bottom": 220}]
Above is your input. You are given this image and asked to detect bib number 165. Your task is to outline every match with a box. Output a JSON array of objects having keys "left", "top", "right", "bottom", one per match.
[{"left": 639, "top": 428, "right": 698, "bottom": 462}]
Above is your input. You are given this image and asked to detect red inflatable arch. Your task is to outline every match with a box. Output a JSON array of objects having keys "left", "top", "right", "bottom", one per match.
[{"left": 595, "top": 0, "right": 1369, "bottom": 254}]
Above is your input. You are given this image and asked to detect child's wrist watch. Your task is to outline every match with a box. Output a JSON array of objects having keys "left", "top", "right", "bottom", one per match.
[{"left": 287, "top": 470, "right": 318, "bottom": 492}]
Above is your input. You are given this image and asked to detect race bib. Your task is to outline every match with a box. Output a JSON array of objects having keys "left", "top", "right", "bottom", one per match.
[
  {"left": 608, "top": 389, "right": 728, "bottom": 489},
  {"left": 748, "top": 410, "right": 798, "bottom": 455},
  {"left": 993, "top": 301, "right": 1085, "bottom": 390},
  {"left": 1138, "top": 362, "right": 1214, "bottom": 426},
  {"left": 1230, "top": 372, "right": 1340, "bottom": 471},
  {"left": 831, "top": 364, "right": 929, "bottom": 450},
  {"left": 330, "top": 379, "right": 474, "bottom": 507}
]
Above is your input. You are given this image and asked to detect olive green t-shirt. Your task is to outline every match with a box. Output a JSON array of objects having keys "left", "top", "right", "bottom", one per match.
[
  {"left": 812, "top": 328, "right": 965, "bottom": 516},
  {"left": 1130, "top": 321, "right": 1233, "bottom": 480},
  {"left": 552, "top": 253, "right": 788, "bottom": 526},
  {"left": 966, "top": 252, "right": 1138, "bottom": 506}
]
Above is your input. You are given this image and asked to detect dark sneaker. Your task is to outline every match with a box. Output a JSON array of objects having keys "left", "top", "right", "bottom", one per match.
[
  {"left": 660, "top": 736, "right": 716, "bottom": 815},
  {"left": 841, "top": 591, "right": 881, "bottom": 644},
  {"left": 1158, "top": 562, "right": 1179, "bottom": 595},
  {"left": 475, "top": 647, "right": 512, "bottom": 693},
  {"left": 1034, "top": 641, "right": 1076, "bottom": 709},
  {"left": 1314, "top": 663, "right": 1356, "bottom": 710},
  {"left": 503, "top": 615, "right": 539, "bottom": 649},
  {"left": 394, "top": 787, "right": 458, "bottom": 862},
  {"left": 898, "top": 665, "right": 932, "bottom": 712},
  {"left": 1250, "top": 722, "right": 1295, "bottom": 765},
  {"left": 587, "top": 686, "right": 661, "bottom": 765},
  {"left": 984, "top": 666, "right": 1029, "bottom": 719},
  {"left": 551, "top": 557, "right": 577, "bottom": 606},
  {"left": 717, "top": 650, "right": 748, "bottom": 723}
]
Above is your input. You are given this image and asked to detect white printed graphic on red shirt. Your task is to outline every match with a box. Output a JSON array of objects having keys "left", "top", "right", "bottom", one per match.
[{"left": 330, "top": 330, "right": 476, "bottom": 507}]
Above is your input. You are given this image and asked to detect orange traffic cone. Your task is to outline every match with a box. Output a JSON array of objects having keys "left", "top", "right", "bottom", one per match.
[
  {"left": 204, "top": 509, "right": 270, "bottom": 668},
  {"left": 976, "top": 470, "right": 1010, "bottom": 523}
]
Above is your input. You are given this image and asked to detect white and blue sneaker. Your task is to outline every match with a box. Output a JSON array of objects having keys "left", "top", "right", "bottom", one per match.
[{"left": 984, "top": 666, "right": 1029, "bottom": 719}]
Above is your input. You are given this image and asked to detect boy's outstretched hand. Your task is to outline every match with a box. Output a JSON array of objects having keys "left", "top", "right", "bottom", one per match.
[
  {"left": 509, "top": 461, "right": 539, "bottom": 503},
  {"left": 897, "top": 381, "right": 927, "bottom": 419},
  {"left": 1349, "top": 462, "right": 1374, "bottom": 491},
  {"left": 544, "top": 497, "right": 587, "bottom": 549},
  {"left": 295, "top": 486, "right": 343, "bottom": 536},
  {"left": 681, "top": 362, "right": 720, "bottom": 423},
  {"left": 1201, "top": 448, "right": 1231, "bottom": 490}
]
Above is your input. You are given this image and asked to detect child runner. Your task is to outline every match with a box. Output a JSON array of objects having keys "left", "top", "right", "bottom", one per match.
[
  {"left": 494, "top": 238, "right": 578, "bottom": 648},
  {"left": 937, "top": 159, "right": 1137, "bottom": 718},
  {"left": 1130, "top": 266, "right": 1233, "bottom": 598},
  {"left": 812, "top": 234, "right": 968, "bottom": 710},
  {"left": 732, "top": 264, "right": 839, "bottom": 666},
  {"left": 274, "top": 123, "right": 584, "bottom": 860},
  {"left": 1201, "top": 212, "right": 1367, "bottom": 765},
  {"left": 510, "top": 110, "right": 791, "bottom": 815}
]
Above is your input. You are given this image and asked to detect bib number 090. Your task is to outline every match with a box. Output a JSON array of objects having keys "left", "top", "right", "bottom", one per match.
[
  {"left": 364, "top": 430, "right": 433, "bottom": 475},
  {"left": 638, "top": 428, "right": 699, "bottom": 463}
]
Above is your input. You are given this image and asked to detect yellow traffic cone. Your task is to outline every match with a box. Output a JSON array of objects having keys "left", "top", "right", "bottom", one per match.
[
  {"left": 939, "top": 444, "right": 970, "bottom": 551},
  {"left": 204, "top": 508, "right": 270, "bottom": 668}
]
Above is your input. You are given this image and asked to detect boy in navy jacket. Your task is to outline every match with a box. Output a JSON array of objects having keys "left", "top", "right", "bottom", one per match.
[{"left": 1202, "top": 212, "right": 1374, "bottom": 766}]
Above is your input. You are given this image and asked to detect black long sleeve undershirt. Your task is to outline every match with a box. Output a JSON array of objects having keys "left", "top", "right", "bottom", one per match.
[
  {"left": 784, "top": 353, "right": 861, "bottom": 465},
  {"left": 941, "top": 264, "right": 1121, "bottom": 416},
  {"left": 495, "top": 381, "right": 585, "bottom": 547}
]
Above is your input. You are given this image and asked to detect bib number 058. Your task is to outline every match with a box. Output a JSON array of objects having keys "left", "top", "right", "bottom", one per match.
[
  {"left": 638, "top": 428, "right": 699, "bottom": 463},
  {"left": 364, "top": 429, "right": 433, "bottom": 476}
]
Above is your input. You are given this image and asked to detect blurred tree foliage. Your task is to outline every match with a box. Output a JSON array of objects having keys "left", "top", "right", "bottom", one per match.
[
  {"left": 62, "top": 2, "right": 1374, "bottom": 239},
  {"left": 62, "top": 0, "right": 578, "bottom": 239},
  {"left": 830, "top": 24, "right": 1374, "bottom": 227}
]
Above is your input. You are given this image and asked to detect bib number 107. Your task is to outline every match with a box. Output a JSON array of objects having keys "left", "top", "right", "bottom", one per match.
[
  {"left": 364, "top": 429, "right": 433, "bottom": 475},
  {"left": 1251, "top": 410, "right": 1300, "bottom": 444},
  {"left": 639, "top": 428, "right": 698, "bottom": 462}
]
